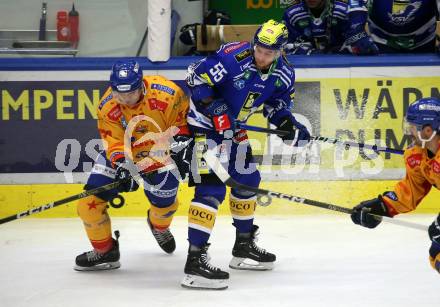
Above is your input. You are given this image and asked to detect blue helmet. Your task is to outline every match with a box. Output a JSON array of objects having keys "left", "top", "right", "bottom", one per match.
[
  {"left": 253, "top": 19, "right": 288, "bottom": 50},
  {"left": 405, "top": 97, "right": 440, "bottom": 132},
  {"left": 110, "top": 60, "right": 143, "bottom": 93}
]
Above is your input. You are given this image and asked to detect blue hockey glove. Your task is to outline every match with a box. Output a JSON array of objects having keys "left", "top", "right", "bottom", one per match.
[
  {"left": 204, "top": 98, "right": 235, "bottom": 133},
  {"left": 342, "top": 31, "right": 379, "bottom": 55},
  {"left": 351, "top": 196, "right": 390, "bottom": 229},
  {"left": 276, "top": 116, "right": 310, "bottom": 147},
  {"left": 115, "top": 159, "right": 139, "bottom": 192}
]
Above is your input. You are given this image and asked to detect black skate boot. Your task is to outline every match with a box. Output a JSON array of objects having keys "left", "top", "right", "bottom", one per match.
[
  {"left": 147, "top": 210, "right": 176, "bottom": 254},
  {"left": 229, "top": 225, "right": 276, "bottom": 271},
  {"left": 74, "top": 231, "right": 121, "bottom": 271},
  {"left": 181, "top": 243, "right": 229, "bottom": 290}
]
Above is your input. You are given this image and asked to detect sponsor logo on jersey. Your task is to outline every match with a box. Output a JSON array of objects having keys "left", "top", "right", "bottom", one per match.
[
  {"left": 254, "top": 83, "right": 265, "bottom": 89},
  {"left": 234, "top": 48, "right": 252, "bottom": 62},
  {"left": 224, "top": 42, "right": 247, "bottom": 54},
  {"left": 213, "top": 104, "right": 228, "bottom": 115},
  {"left": 135, "top": 149, "right": 167, "bottom": 159},
  {"left": 240, "top": 61, "right": 252, "bottom": 71},
  {"left": 233, "top": 129, "right": 249, "bottom": 143},
  {"left": 99, "top": 93, "right": 113, "bottom": 110},
  {"left": 275, "top": 78, "right": 283, "bottom": 87},
  {"left": 389, "top": 1, "right": 421, "bottom": 25},
  {"left": 407, "top": 153, "right": 422, "bottom": 168},
  {"left": 384, "top": 191, "right": 398, "bottom": 201},
  {"left": 151, "top": 83, "right": 175, "bottom": 95},
  {"left": 243, "top": 71, "right": 252, "bottom": 80},
  {"left": 98, "top": 128, "right": 112, "bottom": 138},
  {"left": 234, "top": 79, "right": 246, "bottom": 90},
  {"left": 148, "top": 98, "right": 168, "bottom": 112},
  {"left": 432, "top": 160, "right": 440, "bottom": 174},
  {"left": 149, "top": 188, "right": 178, "bottom": 198},
  {"left": 135, "top": 125, "right": 147, "bottom": 133},
  {"left": 108, "top": 105, "right": 122, "bottom": 121},
  {"left": 298, "top": 19, "right": 309, "bottom": 28}
]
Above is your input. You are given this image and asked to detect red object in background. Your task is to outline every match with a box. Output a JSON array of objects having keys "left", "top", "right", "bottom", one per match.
[
  {"left": 56, "top": 11, "right": 69, "bottom": 41},
  {"left": 68, "top": 4, "right": 79, "bottom": 47}
]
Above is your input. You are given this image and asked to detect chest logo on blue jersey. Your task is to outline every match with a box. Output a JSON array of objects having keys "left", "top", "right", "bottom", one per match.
[
  {"left": 388, "top": 1, "right": 421, "bottom": 25},
  {"left": 234, "top": 49, "right": 252, "bottom": 62},
  {"left": 234, "top": 79, "right": 246, "bottom": 90},
  {"left": 151, "top": 83, "right": 175, "bottom": 95}
]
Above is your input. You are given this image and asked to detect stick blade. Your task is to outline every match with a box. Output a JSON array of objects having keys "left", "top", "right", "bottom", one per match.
[{"left": 203, "top": 148, "right": 230, "bottom": 183}]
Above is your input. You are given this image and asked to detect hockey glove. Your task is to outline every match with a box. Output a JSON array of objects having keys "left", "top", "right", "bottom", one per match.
[
  {"left": 341, "top": 31, "right": 379, "bottom": 55},
  {"left": 277, "top": 116, "right": 310, "bottom": 147},
  {"left": 115, "top": 159, "right": 139, "bottom": 193},
  {"left": 351, "top": 195, "right": 390, "bottom": 229},
  {"left": 170, "top": 135, "right": 194, "bottom": 180},
  {"left": 429, "top": 214, "right": 440, "bottom": 245},
  {"left": 204, "top": 98, "right": 235, "bottom": 134}
]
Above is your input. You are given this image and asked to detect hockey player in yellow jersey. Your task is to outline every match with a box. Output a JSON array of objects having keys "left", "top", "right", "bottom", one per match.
[
  {"left": 351, "top": 97, "right": 440, "bottom": 274},
  {"left": 74, "top": 59, "right": 192, "bottom": 271}
]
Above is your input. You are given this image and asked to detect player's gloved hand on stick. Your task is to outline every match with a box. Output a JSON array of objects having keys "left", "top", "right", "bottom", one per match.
[
  {"left": 204, "top": 98, "right": 235, "bottom": 134},
  {"left": 351, "top": 195, "right": 390, "bottom": 228},
  {"left": 277, "top": 116, "right": 310, "bottom": 147},
  {"left": 170, "top": 135, "right": 194, "bottom": 180},
  {"left": 115, "top": 159, "right": 139, "bottom": 192}
]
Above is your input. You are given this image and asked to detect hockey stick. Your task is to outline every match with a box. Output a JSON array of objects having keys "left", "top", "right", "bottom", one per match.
[
  {"left": 237, "top": 123, "right": 404, "bottom": 155},
  {"left": 0, "top": 164, "right": 175, "bottom": 225},
  {"left": 203, "top": 149, "right": 427, "bottom": 232}
]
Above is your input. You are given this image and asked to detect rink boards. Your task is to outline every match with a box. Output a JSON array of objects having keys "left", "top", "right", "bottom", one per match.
[{"left": 0, "top": 55, "right": 439, "bottom": 217}]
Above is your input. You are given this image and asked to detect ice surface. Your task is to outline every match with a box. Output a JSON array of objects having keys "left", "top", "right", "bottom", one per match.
[{"left": 1, "top": 216, "right": 439, "bottom": 307}]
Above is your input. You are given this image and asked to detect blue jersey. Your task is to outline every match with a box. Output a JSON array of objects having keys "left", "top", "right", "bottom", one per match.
[
  {"left": 368, "top": 0, "right": 440, "bottom": 50},
  {"left": 283, "top": 0, "right": 369, "bottom": 54},
  {"left": 186, "top": 41, "right": 296, "bottom": 131}
]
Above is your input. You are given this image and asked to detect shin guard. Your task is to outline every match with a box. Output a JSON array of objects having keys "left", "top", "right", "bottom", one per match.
[
  {"left": 77, "top": 195, "right": 112, "bottom": 253},
  {"left": 149, "top": 200, "right": 179, "bottom": 231},
  {"left": 229, "top": 194, "right": 256, "bottom": 233}
]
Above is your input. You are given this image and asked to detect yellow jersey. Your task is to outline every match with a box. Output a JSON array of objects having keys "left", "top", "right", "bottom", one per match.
[
  {"left": 97, "top": 75, "right": 189, "bottom": 172},
  {"left": 383, "top": 143, "right": 440, "bottom": 216}
]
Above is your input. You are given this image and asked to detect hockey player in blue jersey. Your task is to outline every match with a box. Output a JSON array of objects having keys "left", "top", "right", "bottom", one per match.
[
  {"left": 368, "top": 0, "right": 440, "bottom": 53},
  {"left": 283, "top": 0, "right": 378, "bottom": 55},
  {"left": 181, "top": 20, "right": 311, "bottom": 290}
]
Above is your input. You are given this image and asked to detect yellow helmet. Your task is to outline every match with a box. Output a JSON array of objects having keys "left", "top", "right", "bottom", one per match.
[{"left": 253, "top": 19, "right": 288, "bottom": 50}]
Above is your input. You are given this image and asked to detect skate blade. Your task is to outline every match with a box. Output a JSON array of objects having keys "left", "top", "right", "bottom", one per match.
[
  {"left": 74, "top": 261, "right": 121, "bottom": 271},
  {"left": 181, "top": 274, "right": 228, "bottom": 290},
  {"left": 229, "top": 257, "right": 274, "bottom": 271}
]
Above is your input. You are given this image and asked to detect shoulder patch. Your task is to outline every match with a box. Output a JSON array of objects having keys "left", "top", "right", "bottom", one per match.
[
  {"left": 234, "top": 48, "right": 252, "bottom": 62},
  {"left": 151, "top": 83, "right": 175, "bottom": 95},
  {"left": 99, "top": 93, "right": 113, "bottom": 110}
]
